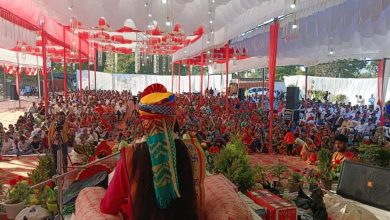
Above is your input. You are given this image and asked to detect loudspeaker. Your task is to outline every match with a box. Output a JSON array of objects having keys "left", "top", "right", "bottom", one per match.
[
  {"left": 238, "top": 88, "right": 246, "bottom": 101},
  {"left": 5, "top": 80, "right": 12, "bottom": 97},
  {"left": 10, "top": 84, "right": 19, "bottom": 100},
  {"left": 337, "top": 160, "right": 390, "bottom": 211},
  {"left": 286, "top": 87, "right": 300, "bottom": 109},
  {"left": 39, "top": 80, "right": 44, "bottom": 97}
]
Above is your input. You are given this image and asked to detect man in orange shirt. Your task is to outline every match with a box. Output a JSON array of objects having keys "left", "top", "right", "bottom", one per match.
[{"left": 284, "top": 130, "right": 295, "bottom": 156}]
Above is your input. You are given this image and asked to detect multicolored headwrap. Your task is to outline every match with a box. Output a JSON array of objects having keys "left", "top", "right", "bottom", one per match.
[{"left": 139, "top": 83, "right": 180, "bottom": 209}]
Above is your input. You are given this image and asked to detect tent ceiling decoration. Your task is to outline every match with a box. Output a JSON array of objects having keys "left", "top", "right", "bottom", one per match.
[{"left": 214, "top": 0, "right": 390, "bottom": 73}]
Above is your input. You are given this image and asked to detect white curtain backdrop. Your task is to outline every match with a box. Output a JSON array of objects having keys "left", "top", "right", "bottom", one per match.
[
  {"left": 76, "top": 70, "right": 232, "bottom": 95},
  {"left": 284, "top": 75, "right": 390, "bottom": 105}
]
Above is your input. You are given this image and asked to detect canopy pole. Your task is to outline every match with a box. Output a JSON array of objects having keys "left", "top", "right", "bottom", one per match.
[
  {"left": 37, "top": 56, "right": 41, "bottom": 100},
  {"left": 304, "top": 67, "right": 308, "bottom": 113},
  {"left": 178, "top": 63, "right": 181, "bottom": 95},
  {"left": 171, "top": 62, "right": 174, "bottom": 92},
  {"left": 94, "top": 48, "right": 97, "bottom": 91},
  {"left": 2, "top": 67, "right": 5, "bottom": 99},
  {"left": 63, "top": 26, "right": 67, "bottom": 100},
  {"left": 379, "top": 59, "right": 386, "bottom": 127},
  {"left": 262, "top": 68, "right": 265, "bottom": 109},
  {"left": 41, "top": 23, "right": 49, "bottom": 117},
  {"left": 200, "top": 53, "right": 204, "bottom": 105},
  {"left": 78, "top": 36, "right": 83, "bottom": 101},
  {"left": 268, "top": 19, "right": 279, "bottom": 155},
  {"left": 225, "top": 45, "right": 229, "bottom": 113},
  {"left": 87, "top": 56, "right": 90, "bottom": 91},
  {"left": 15, "top": 53, "right": 20, "bottom": 109},
  {"left": 188, "top": 64, "right": 191, "bottom": 100}
]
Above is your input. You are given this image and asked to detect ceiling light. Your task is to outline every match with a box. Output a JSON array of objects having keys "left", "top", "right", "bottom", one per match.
[
  {"left": 74, "top": 30, "right": 78, "bottom": 34},
  {"left": 207, "top": 50, "right": 211, "bottom": 54},
  {"left": 209, "top": 20, "right": 213, "bottom": 24},
  {"left": 148, "top": 13, "right": 152, "bottom": 18},
  {"left": 208, "top": 10, "right": 212, "bottom": 15},
  {"left": 209, "top": 59, "right": 212, "bottom": 63},
  {"left": 329, "top": 49, "right": 334, "bottom": 55},
  {"left": 162, "top": 0, "right": 167, "bottom": 4},
  {"left": 292, "top": 24, "right": 298, "bottom": 29},
  {"left": 69, "top": 18, "right": 73, "bottom": 22},
  {"left": 211, "top": 30, "right": 214, "bottom": 34},
  {"left": 144, "top": 3, "right": 148, "bottom": 7},
  {"left": 68, "top": 6, "right": 73, "bottom": 10},
  {"left": 72, "top": 41, "right": 76, "bottom": 45},
  {"left": 71, "top": 51, "right": 74, "bottom": 55},
  {"left": 290, "top": 3, "right": 296, "bottom": 9},
  {"left": 165, "top": 21, "right": 171, "bottom": 26},
  {"left": 212, "top": 0, "right": 215, "bottom": 3},
  {"left": 184, "top": 50, "right": 188, "bottom": 54},
  {"left": 206, "top": 40, "right": 210, "bottom": 44}
]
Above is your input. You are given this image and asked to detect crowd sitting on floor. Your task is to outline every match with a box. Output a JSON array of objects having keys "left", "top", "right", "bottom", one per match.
[
  {"left": 175, "top": 91, "right": 390, "bottom": 166},
  {"left": 0, "top": 90, "right": 133, "bottom": 171},
  {"left": 1, "top": 88, "right": 389, "bottom": 169}
]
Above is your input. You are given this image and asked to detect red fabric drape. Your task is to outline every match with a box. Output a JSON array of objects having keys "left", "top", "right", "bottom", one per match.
[
  {"left": 268, "top": 21, "right": 280, "bottom": 154},
  {"left": 79, "top": 37, "right": 83, "bottom": 100},
  {"left": 378, "top": 60, "right": 384, "bottom": 126}
]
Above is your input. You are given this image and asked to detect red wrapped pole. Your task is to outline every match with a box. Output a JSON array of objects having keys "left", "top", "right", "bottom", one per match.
[
  {"left": 378, "top": 60, "right": 385, "bottom": 127},
  {"left": 171, "top": 62, "right": 174, "bottom": 92},
  {"left": 78, "top": 37, "right": 83, "bottom": 101},
  {"left": 87, "top": 56, "right": 90, "bottom": 91},
  {"left": 178, "top": 63, "right": 181, "bottom": 94},
  {"left": 41, "top": 23, "right": 49, "bottom": 116},
  {"left": 225, "top": 45, "right": 229, "bottom": 113},
  {"left": 200, "top": 53, "right": 204, "bottom": 105},
  {"left": 94, "top": 48, "right": 97, "bottom": 91},
  {"left": 268, "top": 20, "right": 280, "bottom": 154},
  {"left": 63, "top": 27, "right": 67, "bottom": 99},
  {"left": 188, "top": 64, "right": 191, "bottom": 100}
]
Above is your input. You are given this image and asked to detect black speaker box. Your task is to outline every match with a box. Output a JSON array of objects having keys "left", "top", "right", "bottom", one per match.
[
  {"left": 40, "top": 80, "right": 44, "bottom": 97},
  {"left": 5, "top": 80, "right": 12, "bottom": 97},
  {"left": 238, "top": 88, "right": 246, "bottom": 101},
  {"left": 337, "top": 160, "right": 390, "bottom": 211},
  {"left": 284, "top": 109, "right": 299, "bottom": 122},
  {"left": 10, "top": 84, "right": 19, "bottom": 100},
  {"left": 286, "top": 87, "right": 300, "bottom": 109}
]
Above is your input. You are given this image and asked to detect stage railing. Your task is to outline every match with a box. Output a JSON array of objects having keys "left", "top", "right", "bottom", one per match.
[{"left": 30, "top": 151, "right": 119, "bottom": 189}]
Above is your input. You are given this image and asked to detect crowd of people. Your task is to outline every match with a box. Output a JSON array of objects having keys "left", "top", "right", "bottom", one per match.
[
  {"left": 1, "top": 87, "right": 389, "bottom": 169},
  {"left": 175, "top": 91, "right": 389, "bottom": 166},
  {"left": 0, "top": 90, "right": 133, "bottom": 172}
]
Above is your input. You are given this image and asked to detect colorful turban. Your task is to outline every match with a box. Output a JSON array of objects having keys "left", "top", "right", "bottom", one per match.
[{"left": 139, "top": 84, "right": 180, "bottom": 209}]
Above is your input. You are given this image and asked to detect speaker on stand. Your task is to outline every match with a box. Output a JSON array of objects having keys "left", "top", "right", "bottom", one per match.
[
  {"left": 10, "top": 84, "right": 19, "bottom": 100},
  {"left": 286, "top": 86, "right": 300, "bottom": 110}
]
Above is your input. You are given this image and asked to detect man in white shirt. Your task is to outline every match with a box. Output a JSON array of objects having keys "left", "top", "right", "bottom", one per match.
[{"left": 368, "top": 94, "right": 375, "bottom": 109}]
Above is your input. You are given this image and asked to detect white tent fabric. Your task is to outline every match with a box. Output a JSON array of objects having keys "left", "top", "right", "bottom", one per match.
[
  {"left": 76, "top": 70, "right": 232, "bottom": 95},
  {"left": 220, "top": 0, "right": 390, "bottom": 72},
  {"left": 0, "top": 48, "right": 42, "bottom": 67},
  {"left": 284, "top": 75, "right": 390, "bottom": 105},
  {"left": 34, "top": 0, "right": 341, "bottom": 33}
]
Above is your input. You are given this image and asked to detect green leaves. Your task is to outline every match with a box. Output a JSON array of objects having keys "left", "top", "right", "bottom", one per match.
[{"left": 214, "top": 135, "right": 255, "bottom": 193}]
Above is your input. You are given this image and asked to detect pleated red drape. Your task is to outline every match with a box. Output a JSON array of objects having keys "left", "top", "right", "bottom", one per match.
[{"left": 268, "top": 20, "right": 279, "bottom": 154}]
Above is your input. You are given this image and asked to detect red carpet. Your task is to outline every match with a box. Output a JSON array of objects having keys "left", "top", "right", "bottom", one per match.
[{"left": 250, "top": 154, "right": 316, "bottom": 172}]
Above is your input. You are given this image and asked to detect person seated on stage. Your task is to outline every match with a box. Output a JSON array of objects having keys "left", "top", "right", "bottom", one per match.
[
  {"left": 331, "top": 134, "right": 355, "bottom": 167},
  {"left": 100, "top": 84, "right": 198, "bottom": 220}
]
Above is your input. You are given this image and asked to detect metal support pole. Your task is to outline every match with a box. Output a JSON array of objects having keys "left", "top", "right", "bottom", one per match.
[
  {"left": 41, "top": 23, "right": 49, "bottom": 117},
  {"left": 225, "top": 45, "right": 229, "bottom": 113},
  {"left": 200, "top": 53, "right": 204, "bottom": 105}
]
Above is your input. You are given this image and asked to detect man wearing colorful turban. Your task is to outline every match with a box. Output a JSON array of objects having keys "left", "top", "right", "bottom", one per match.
[{"left": 100, "top": 84, "right": 198, "bottom": 220}]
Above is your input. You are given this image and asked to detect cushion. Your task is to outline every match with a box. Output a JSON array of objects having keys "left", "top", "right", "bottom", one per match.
[
  {"left": 75, "top": 187, "right": 121, "bottom": 220},
  {"left": 204, "top": 174, "right": 252, "bottom": 220}
]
